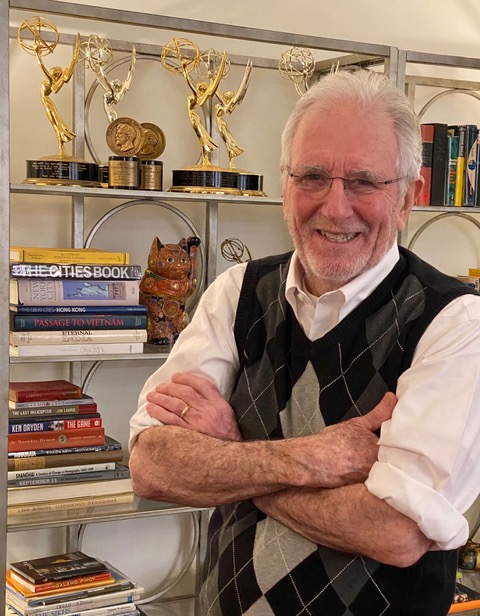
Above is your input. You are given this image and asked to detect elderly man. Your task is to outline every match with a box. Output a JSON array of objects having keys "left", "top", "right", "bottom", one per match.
[{"left": 129, "top": 70, "right": 480, "bottom": 615}]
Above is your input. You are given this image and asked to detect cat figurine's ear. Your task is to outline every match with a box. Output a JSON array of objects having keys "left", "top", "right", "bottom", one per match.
[
  {"left": 178, "top": 237, "right": 188, "bottom": 252},
  {"left": 148, "top": 237, "right": 164, "bottom": 271}
]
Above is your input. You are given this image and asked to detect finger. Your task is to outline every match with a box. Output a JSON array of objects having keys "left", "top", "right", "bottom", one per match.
[
  {"left": 171, "top": 372, "right": 221, "bottom": 400},
  {"left": 360, "top": 392, "right": 397, "bottom": 431},
  {"left": 146, "top": 403, "right": 185, "bottom": 426},
  {"left": 147, "top": 390, "right": 190, "bottom": 416}
]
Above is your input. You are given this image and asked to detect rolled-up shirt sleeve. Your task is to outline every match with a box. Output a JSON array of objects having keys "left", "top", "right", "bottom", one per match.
[
  {"left": 365, "top": 293, "right": 480, "bottom": 550},
  {"left": 129, "top": 264, "right": 245, "bottom": 452}
]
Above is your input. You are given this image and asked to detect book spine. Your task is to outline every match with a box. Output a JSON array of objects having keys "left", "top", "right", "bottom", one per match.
[
  {"left": 10, "top": 342, "right": 144, "bottom": 357},
  {"left": 13, "top": 305, "right": 148, "bottom": 315},
  {"left": 10, "top": 396, "right": 93, "bottom": 409},
  {"left": 8, "top": 428, "right": 106, "bottom": 453},
  {"left": 12, "top": 279, "right": 140, "bottom": 306},
  {"left": 13, "top": 590, "right": 142, "bottom": 616},
  {"left": 11, "top": 263, "right": 142, "bottom": 280},
  {"left": 447, "top": 133, "right": 459, "bottom": 206},
  {"left": 9, "top": 416, "right": 102, "bottom": 433},
  {"left": 11, "top": 329, "right": 147, "bottom": 345},
  {"left": 8, "top": 448, "right": 123, "bottom": 470},
  {"left": 418, "top": 124, "right": 434, "bottom": 205},
  {"left": 9, "top": 571, "right": 113, "bottom": 594},
  {"left": 7, "top": 492, "right": 134, "bottom": 516},
  {"left": 11, "top": 248, "right": 130, "bottom": 265},
  {"left": 9, "top": 404, "right": 98, "bottom": 418},
  {"left": 430, "top": 123, "right": 449, "bottom": 206},
  {"left": 463, "top": 125, "right": 479, "bottom": 206},
  {"left": 8, "top": 467, "right": 130, "bottom": 487},
  {"left": 454, "top": 125, "right": 467, "bottom": 206},
  {"left": 10, "top": 386, "right": 82, "bottom": 403},
  {"left": 8, "top": 462, "right": 116, "bottom": 479},
  {"left": 12, "top": 315, "right": 148, "bottom": 332}
]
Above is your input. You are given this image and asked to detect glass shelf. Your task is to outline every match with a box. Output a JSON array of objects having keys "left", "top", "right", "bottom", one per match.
[
  {"left": 9, "top": 343, "right": 170, "bottom": 363},
  {"left": 7, "top": 496, "right": 209, "bottom": 532},
  {"left": 10, "top": 183, "right": 283, "bottom": 207}
]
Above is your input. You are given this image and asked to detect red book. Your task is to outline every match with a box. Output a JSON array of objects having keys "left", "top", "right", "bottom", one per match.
[
  {"left": 7, "top": 569, "right": 113, "bottom": 595},
  {"left": 9, "top": 380, "right": 82, "bottom": 403},
  {"left": 418, "top": 124, "right": 434, "bottom": 205},
  {"left": 8, "top": 428, "right": 105, "bottom": 453}
]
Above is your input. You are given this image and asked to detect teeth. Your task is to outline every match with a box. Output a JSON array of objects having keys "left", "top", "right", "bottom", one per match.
[{"left": 320, "top": 231, "right": 357, "bottom": 242}]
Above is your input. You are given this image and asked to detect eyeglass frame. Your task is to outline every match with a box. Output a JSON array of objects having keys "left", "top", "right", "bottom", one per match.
[{"left": 286, "top": 167, "right": 406, "bottom": 196}]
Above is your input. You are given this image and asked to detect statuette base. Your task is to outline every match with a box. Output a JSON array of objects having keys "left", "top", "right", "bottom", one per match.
[
  {"left": 24, "top": 156, "right": 101, "bottom": 187},
  {"left": 170, "top": 165, "right": 265, "bottom": 196}
]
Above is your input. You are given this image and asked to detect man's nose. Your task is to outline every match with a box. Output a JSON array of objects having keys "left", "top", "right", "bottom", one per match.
[{"left": 320, "top": 177, "right": 354, "bottom": 217}]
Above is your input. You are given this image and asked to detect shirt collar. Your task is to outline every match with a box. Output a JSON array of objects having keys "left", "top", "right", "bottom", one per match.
[{"left": 285, "top": 243, "right": 400, "bottom": 325}]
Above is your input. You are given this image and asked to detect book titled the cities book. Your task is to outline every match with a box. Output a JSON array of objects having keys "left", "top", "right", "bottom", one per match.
[
  {"left": 10, "top": 279, "right": 140, "bottom": 306},
  {"left": 9, "top": 551, "right": 108, "bottom": 584},
  {"left": 11, "top": 263, "right": 142, "bottom": 280}
]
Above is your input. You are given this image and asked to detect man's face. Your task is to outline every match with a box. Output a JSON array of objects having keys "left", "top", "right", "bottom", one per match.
[
  {"left": 283, "top": 101, "right": 422, "bottom": 296},
  {"left": 115, "top": 127, "right": 127, "bottom": 146}
]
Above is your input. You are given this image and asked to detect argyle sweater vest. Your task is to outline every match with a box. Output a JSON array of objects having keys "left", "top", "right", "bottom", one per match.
[{"left": 200, "top": 247, "right": 475, "bottom": 616}]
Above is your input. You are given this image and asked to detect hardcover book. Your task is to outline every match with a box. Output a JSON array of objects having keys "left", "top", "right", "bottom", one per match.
[
  {"left": 449, "top": 124, "right": 467, "bottom": 206},
  {"left": 10, "top": 247, "right": 130, "bottom": 265},
  {"left": 11, "top": 305, "right": 148, "bottom": 315},
  {"left": 10, "top": 263, "right": 142, "bottom": 280},
  {"left": 7, "top": 569, "right": 114, "bottom": 595},
  {"left": 9, "top": 341, "right": 145, "bottom": 357},
  {"left": 8, "top": 476, "right": 133, "bottom": 505},
  {"left": 8, "top": 414, "right": 102, "bottom": 433},
  {"left": 8, "top": 427, "right": 106, "bottom": 453},
  {"left": 418, "top": 123, "right": 434, "bottom": 205},
  {"left": 9, "top": 552, "right": 108, "bottom": 584},
  {"left": 9, "top": 395, "right": 95, "bottom": 410},
  {"left": 7, "top": 492, "right": 134, "bottom": 516},
  {"left": 8, "top": 462, "right": 116, "bottom": 480},
  {"left": 11, "top": 314, "right": 148, "bottom": 331},
  {"left": 7, "top": 440, "right": 123, "bottom": 471},
  {"left": 10, "top": 329, "right": 147, "bottom": 345},
  {"left": 9, "top": 380, "right": 82, "bottom": 403},
  {"left": 7, "top": 434, "right": 121, "bottom": 459},
  {"left": 8, "top": 464, "right": 130, "bottom": 488},
  {"left": 9, "top": 404, "right": 98, "bottom": 419},
  {"left": 10, "top": 279, "right": 140, "bottom": 306}
]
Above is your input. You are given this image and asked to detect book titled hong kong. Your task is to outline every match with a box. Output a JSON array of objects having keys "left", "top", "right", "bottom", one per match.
[{"left": 10, "top": 279, "right": 140, "bottom": 306}]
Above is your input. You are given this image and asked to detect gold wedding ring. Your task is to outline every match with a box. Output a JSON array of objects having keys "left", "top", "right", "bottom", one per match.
[{"left": 180, "top": 405, "right": 190, "bottom": 419}]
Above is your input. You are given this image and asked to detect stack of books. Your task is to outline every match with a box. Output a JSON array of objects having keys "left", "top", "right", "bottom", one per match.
[
  {"left": 6, "top": 551, "right": 144, "bottom": 616},
  {"left": 8, "top": 380, "right": 133, "bottom": 517},
  {"left": 9, "top": 246, "right": 148, "bottom": 357}
]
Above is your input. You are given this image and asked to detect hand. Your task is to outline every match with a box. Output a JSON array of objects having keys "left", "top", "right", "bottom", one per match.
[
  {"left": 282, "top": 391, "right": 397, "bottom": 488},
  {"left": 146, "top": 372, "right": 242, "bottom": 441}
]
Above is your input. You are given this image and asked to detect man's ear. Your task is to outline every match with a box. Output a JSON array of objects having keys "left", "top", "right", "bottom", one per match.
[{"left": 397, "top": 176, "right": 424, "bottom": 231}]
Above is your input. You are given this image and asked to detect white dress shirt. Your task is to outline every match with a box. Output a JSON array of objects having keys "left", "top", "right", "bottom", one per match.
[{"left": 130, "top": 243, "right": 480, "bottom": 551}]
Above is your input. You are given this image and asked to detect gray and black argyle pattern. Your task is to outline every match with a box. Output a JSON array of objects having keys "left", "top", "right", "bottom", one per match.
[{"left": 200, "top": 247, "right": 475, "bottom": 616}]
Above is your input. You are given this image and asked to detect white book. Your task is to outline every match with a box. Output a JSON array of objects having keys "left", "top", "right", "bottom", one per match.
[
  {"left": 10, "top": 329, "right": 147, "bottom": 346},
  {"left": 9, "top": 342, "right": 144, "bottom": 357},
  {"left": 8, "top": 477, "right": 133, "bottom": 505},
  {"left": 8, "top": 462, "right": 116, "bottom": 480}
]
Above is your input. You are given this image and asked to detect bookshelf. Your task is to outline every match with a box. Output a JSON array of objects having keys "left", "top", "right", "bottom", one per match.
[{"left": 4, "top": 1, "right": 480, "bottom": 615}]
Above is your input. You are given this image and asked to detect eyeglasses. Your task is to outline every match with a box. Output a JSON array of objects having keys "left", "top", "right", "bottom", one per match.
[{"left": 287, "top": 169, "right": 405, "bottom": 198}]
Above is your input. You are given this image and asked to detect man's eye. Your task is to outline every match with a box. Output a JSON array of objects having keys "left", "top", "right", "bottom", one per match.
[
  {"left": 351, "top": 178, "right": 376, "bottom": 189},
  {"left": 303, "top": 173, "right": 326, "bottom": 182}
]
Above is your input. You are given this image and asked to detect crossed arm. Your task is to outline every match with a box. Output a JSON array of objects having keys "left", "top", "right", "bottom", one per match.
[{"left": 129, "top": 372, "right": 432, "bottom": 567}]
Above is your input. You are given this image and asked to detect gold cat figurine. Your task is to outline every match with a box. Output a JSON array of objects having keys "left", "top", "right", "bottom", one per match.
[{"left": 139, "top": 236, "right": 201, "bottom": 345}]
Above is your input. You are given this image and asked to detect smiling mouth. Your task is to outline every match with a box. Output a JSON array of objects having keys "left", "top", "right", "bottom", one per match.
[{"left": 319, "top": 230, "right": 359, "bottom": 242}]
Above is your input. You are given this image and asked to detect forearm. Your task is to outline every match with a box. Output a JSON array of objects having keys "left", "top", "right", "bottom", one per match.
[
  {"left": 129, "top": 425, "right": 306, "bottom": 507},
  {"left": 254, "top": 484, "right": 433, "bottom": 567}
]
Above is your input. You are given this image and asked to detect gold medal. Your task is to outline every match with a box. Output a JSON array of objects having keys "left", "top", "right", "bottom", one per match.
[
  {"left": 106, "top": 117, "right": 144, "bottom": 156},
  {"left": 139, "top": 122, "right": 166, "bottom": 160}
]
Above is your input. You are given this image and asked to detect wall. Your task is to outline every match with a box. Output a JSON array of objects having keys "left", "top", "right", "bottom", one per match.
[{"left": 8, "top": 2, "right": 480, "bottom": 615}]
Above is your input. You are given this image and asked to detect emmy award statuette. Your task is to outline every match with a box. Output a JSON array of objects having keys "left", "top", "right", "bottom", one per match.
[
  {"left": 278, "top": 46, "right": 316, "bottom": 96},
  {"left": 18, "top": 17, "right": 101, "bottom": 186},
  {"left": 161, "top": 39, "right": 264, "bottom": 196}
]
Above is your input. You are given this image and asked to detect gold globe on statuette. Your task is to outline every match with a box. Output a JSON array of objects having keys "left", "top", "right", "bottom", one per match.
[
  {"left": 18, "top": 17, "right": 101, "bottom": 186},
  {"left": 278, "top": 46, "right": 316, "bottom": 96},
  {"left": 161, "top": 38, "right": 265, "bottom": 196}
]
